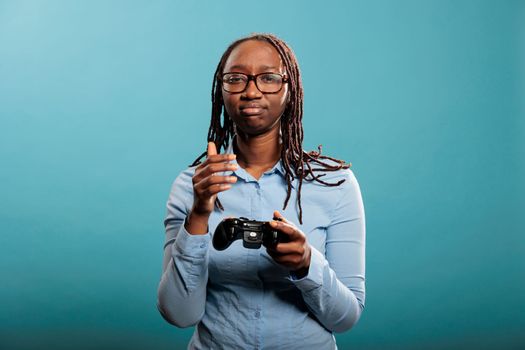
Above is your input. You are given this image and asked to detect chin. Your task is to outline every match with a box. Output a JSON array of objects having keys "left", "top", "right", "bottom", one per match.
[{"left": 232, "top": 112, "right": 282, "bottom": 135}]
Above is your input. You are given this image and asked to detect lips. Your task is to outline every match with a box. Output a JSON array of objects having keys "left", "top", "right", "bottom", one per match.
[{"left": 240, "top": 104, "right": 265, "bottom": 116}]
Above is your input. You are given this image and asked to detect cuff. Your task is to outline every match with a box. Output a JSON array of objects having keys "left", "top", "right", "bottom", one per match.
[
  {"left": 287, "top": 246, "right": 326, "bottom": 292},
  {"left": 173, "top": 220, "right": 211, "bottom": 258}
]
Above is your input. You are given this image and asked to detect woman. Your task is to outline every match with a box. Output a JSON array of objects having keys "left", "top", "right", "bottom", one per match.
[{"left": 157, "top": 33, "right": 366, "bottom": 349}]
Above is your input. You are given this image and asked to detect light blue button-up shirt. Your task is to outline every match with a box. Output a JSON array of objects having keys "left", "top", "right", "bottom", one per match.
[{"left": 157, "top": 141, "right": 366, "bottom": 349}]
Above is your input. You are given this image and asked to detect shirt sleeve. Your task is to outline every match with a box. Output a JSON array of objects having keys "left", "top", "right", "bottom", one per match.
[
  {"left": 289, "top": 169, "right": 366, "bottom": 333},
  {"left": 156, "top": 169, "right": 211, "bottom": 328}
]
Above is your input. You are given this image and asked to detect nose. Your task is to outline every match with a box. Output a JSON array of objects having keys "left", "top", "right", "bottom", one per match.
[{"left": 243, "top": 79, "right": 262, "bottom": 99}]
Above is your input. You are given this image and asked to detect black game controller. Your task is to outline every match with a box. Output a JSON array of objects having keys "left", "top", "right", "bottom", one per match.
[{"left": 213, "top": 217, "right": 284, "bottom": 251}]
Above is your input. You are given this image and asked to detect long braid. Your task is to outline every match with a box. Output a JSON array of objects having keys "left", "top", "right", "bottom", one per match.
[{"left": 191, "top": 33, "right": 351, "bottom": 224}]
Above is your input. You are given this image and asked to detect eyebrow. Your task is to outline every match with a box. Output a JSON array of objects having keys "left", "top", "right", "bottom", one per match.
[{"left": 228, "top": 64, "right": 280, "bottom": 71}]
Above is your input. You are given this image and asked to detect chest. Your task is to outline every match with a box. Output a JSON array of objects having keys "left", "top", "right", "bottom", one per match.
[{"left": 205, "top": 176, "right": 334, "bottom": 286}]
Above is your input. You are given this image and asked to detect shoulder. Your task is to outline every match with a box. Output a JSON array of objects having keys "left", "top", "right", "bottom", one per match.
[
  {"left": 303, "top": 156, "right": 358, "bottom": 190},
  {"left": 334, "top": 168, "right": 362, "bottom": 202},
  {"left": 304, "top": 157, "right": 365, "bottom": 224},
  {"left": 300, "top": 157, "right": 363, "bottom": 212},
  {"left": 303, "top": 167, "right": 361, "bottom": 204}
]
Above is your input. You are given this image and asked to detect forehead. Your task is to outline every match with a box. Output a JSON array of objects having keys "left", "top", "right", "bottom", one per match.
[{"left": 223, "top": 39, "right": 284, "bottom": 72}]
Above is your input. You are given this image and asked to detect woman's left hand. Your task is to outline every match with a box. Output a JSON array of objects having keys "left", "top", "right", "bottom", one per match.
[{"left": 266, "top": 210, "right": 312, "bottom": 279}]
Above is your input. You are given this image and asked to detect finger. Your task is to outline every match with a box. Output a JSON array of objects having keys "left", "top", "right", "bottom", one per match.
[
  {"left": 266, "top": 248, "right": 286, "bottom": 259},
  {"left": 194, "top": 161, "right": 237, "bottom": 183},
  {"left": 208, "top": 183, "right": 233, "bottom": 196},
  {"left": 195, "top": 175, "right": 237, "bottom": 190},
  {"left": 202, "top": 153, "right": 237, "bottom": 165},
  {"left": 207, "top": 162, "right": 238, "bottom": 174},
  {"left": 201, "top": 154, "right": 236, "bottom": 175},
  {"left": 200, "top": 141, "right": 236, "bottom": 166},
  {"left": 273, "top": 210, "right": 287, "bottom": 222},
  {"left": 197, "top": 183, "right": 233, "bottom": 197},
  {"left": 273, "top": 241, "right": 305, "bottom": 254},
  {"left": 207, "top": 141, "right": 217, "bottom": 157},
  {"left": 269, "top": 220, "right": 301, "bottom": 240},
  {"left": 201, "top": 162, "right": 238, "bottom": 179},
  {"left": 195, "top": 153, "right": 234, "bottom": 173}
]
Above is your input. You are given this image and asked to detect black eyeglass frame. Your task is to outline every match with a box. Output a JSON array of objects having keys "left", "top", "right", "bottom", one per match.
[{"left": 219, "top": 72, "right": 289, "bottom": 94}]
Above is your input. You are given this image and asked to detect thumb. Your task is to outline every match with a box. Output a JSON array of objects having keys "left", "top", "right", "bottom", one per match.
[
  {"left": 273, "top": 210, "right": 286, "bottom": 222},
  {"left": 207, "top": 141, "right": 218, "bottom": 157}
]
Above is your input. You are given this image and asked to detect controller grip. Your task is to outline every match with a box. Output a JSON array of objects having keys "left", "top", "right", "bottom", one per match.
[{"left": 212, "top": 221, "right": 233, "bottom": 251}]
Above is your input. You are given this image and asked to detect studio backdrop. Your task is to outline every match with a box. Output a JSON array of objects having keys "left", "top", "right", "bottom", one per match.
[{"left": 1, "top": 1, "right": 524, "bottom": 349}]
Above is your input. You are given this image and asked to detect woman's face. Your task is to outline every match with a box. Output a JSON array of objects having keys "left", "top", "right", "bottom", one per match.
[{"left": 221, "top": 39, "right": 289, "bottom": 137}]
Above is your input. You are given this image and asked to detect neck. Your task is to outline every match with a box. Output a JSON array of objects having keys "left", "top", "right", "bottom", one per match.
[{"left": 234, "top": 125, "right": 282, "bottom": 171}]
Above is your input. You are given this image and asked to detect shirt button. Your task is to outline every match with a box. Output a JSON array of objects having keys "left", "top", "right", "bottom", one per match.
[
  {"left": 199, "top": 243, "right": 206, "bottom": 248},
  {"left": 254, "top": 310, "right": 261, "bottom": 318}
]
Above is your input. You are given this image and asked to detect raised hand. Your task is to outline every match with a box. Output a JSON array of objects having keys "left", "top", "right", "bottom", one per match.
[{"left": 185, "top": 142, "right": 238, "bottom": 234}]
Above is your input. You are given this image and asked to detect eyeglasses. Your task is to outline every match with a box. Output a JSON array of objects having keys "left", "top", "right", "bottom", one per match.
[{"left": 221, "top": 72, "right": 288, "bottom": 94}]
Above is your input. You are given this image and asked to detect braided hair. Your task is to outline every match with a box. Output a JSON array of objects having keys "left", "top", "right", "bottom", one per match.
[{"left": 191, "top": 33, "right": 351, "bottom": 224}]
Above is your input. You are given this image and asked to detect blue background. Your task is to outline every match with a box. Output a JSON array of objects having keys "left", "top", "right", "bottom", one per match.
[{"left": 1, "top": 0, "right": 524, "bottom": 349}]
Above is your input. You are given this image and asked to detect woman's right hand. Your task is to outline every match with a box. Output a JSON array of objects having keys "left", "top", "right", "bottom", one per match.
[{"left": 185, "top": 142, "right": 238, "bottom": 234}]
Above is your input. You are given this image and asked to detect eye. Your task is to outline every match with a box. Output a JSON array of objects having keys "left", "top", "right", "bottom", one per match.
[
  {"left": 259, "top": 74, "right": 280, "bottom": 84},
  {"left": 224, "top": 74, "right": 246, "bottom": 84}
]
